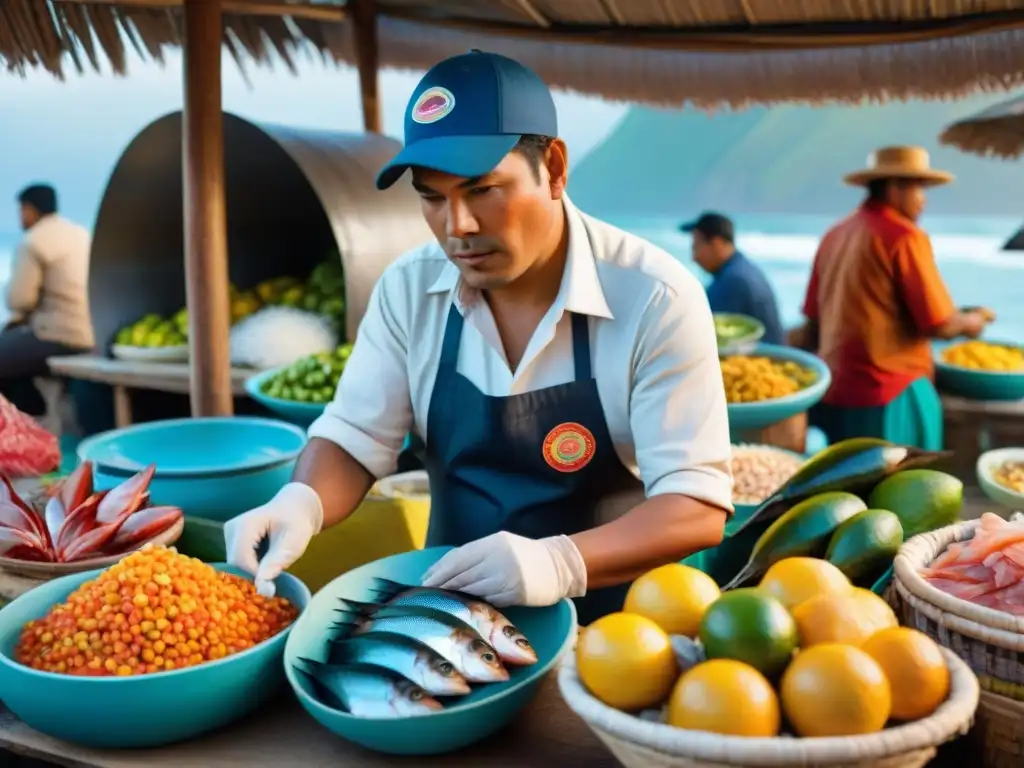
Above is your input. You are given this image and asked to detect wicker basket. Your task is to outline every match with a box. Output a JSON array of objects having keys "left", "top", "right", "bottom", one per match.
[
  {"left": 557, "top": 649, "right": 978, "bottom": 768},
  {"left": 893, "top": 519, "right": 1024, "bottom": 699}
]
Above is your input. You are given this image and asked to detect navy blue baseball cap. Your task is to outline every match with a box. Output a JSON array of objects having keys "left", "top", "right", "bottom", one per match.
[{"left": 375, "top": 50, "right": 558, "bottom": 190}]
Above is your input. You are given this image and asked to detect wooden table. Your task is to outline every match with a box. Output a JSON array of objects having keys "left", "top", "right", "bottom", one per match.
[
  {"left": 941, "top": 394, "right": 1024, "bottom": 481},
  {"left": 46, "top": 355, "right": 254, "bottom": 427},
  {"left": 0, "top": 674, "right": 614, "bottom": 768}
]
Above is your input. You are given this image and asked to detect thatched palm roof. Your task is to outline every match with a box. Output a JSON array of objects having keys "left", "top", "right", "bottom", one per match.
[
  {"left": 940, "top": 94, "right": 1024, "bottom": 159},
  {"left": 4, "top": 1, "right": 1024, "bottom": 108}
]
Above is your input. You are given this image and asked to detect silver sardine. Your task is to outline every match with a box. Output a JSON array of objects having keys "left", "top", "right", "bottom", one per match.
[
  {"left": 297, "top": 659, "right": 443, "bottom": 719},
  {"left": 328, "top": 634, "right": 470, "bottom": 696}
]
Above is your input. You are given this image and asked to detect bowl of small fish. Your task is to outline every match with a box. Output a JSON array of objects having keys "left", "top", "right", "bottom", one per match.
[
  {"left": 977, "top": 448, "right": 1024, "bottom": 512},
  {"left": 721, "top": 344, "right": 831, "bottom": 432},
  {"left": 935, "top": 340, "right": 1024, "bottom": 401},
  {"left": 0, "top": 461, "right": 185, "bottom": 579},
  {"left": 284, "top": 546, "right": 578, "bottom": 755}
]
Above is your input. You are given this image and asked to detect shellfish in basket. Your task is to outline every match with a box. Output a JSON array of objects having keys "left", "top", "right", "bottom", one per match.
[{"left": 0, "top": 461, "right": 183, "bottom": 564}]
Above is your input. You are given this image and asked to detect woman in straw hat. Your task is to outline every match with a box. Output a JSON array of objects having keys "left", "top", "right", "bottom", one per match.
[{"left": 790, "top": 146, "right": 994, "bottom": 449}]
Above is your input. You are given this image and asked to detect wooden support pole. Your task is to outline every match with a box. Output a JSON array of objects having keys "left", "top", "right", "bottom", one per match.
[
  {"left": 351, "top": 0, "right": 381, "bottom": 133},
  {"left": 182, "top": 0, "right": 234, "bottom": 417}
]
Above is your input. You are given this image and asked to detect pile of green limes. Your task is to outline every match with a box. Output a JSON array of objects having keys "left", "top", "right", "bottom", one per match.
[{"left": 260, "top": 344, "right": 353, "bottom": 403}]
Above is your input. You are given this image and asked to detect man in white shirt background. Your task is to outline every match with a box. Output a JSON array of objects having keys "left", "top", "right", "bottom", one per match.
[
  {"left": 1, "top": 184, "right": 95, "bottom": 413},
  {"left": 225, "top": 51, "right": 733, "bottom": 625}
]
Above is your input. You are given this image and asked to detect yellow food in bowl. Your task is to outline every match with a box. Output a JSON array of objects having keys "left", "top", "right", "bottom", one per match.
[
  {"left": 942, "top": 341, "right": 1024, "bottom": 372},
  {"left": 994, "top": 460, "right": 1024, "bottom": 494},
  {"left": 720, "top": 356, "right": 817, "bottom": 404}
]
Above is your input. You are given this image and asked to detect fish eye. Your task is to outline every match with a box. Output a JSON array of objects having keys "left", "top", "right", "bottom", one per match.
[
  {"left": 409, "top": 688, "right": 424, "bottom": 701},
  {"left": 502, "top": 625, "right": 519, "bottom": 637},
  {"left": 516, "top": 638, "right": 532, "bottom": 648},
  {"left": 482, "top": 651, "right": 496, "bottom": 663},
  {"left": 438, "top": 662, "right": 454, "bottom": 676}
]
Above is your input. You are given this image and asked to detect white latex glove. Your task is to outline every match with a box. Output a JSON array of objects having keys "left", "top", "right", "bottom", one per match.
[
  {"left": 224, "top": 482, "right": 324, "bottom": 598},
  {"left": 421, "top": 532, "right": 588, "bottom": 607}
]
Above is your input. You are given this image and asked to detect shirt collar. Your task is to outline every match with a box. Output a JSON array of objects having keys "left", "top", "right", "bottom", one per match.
[{"left": 426, "top": 194, "right": 614, "bottom": 320}]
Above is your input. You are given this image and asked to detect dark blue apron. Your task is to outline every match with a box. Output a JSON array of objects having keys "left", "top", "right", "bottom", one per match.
[{"left": 416, "top": 304, "right": 643, "bottom": 626}]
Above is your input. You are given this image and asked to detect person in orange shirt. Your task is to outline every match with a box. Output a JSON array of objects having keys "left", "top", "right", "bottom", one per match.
[{"left": 791, "top": 147, "right": 994, "bottom": 449}]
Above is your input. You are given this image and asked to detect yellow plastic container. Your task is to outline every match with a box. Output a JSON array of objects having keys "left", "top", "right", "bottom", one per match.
[
  {"left": 287, "top": 471, "right": 431, "bottom": 593},
  {"left": 174, "top": 471, "right": 431, "bottom": 594}
]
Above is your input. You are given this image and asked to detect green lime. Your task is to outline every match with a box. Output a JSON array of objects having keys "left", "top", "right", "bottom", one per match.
[
  {"left": 699, "top": 588, "right": 798, "bottom": 679},
  {"left": 867, "top": 469, "right": 963, "bottom": 539}
]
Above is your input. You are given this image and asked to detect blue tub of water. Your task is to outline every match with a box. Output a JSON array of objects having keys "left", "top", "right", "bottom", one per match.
[{"left": 77, "top": 417, "right": 307, "bottom": 522}]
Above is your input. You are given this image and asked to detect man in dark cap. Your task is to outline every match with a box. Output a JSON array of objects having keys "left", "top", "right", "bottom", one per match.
[
  {"left": 681, "top": 212, "right": 784, "bottom": 345},
  {"left": 224, "top": 50, "right": 733, "bottom": 625},
  {"left": 1, "top": 184, "right": 94, "bottom": 406}
]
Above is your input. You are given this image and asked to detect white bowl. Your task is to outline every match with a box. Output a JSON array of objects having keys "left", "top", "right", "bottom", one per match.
[{"left": 976, "top": 447, "right": 1024, "bottom": 511}]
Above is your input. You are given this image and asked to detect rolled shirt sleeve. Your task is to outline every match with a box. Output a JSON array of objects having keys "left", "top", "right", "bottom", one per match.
[
  {"left": 307, "top": 270, "right": 414, "bottom": 479},
  {"left": 630, "top": 281, "right": 734, "bottom": 513}
]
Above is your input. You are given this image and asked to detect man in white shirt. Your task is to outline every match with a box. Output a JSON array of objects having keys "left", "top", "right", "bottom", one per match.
[
  {"left": 226, "top": 51, "right": 733, "bottom": 624},
  {"left": 1, "top": 185, "right": 94, "bottom": 407}
]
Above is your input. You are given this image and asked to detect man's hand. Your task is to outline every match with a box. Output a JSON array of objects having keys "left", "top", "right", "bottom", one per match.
[
  {"left": 421, "top": 532, "right": 588, "bottom": 607},
  {"left": 224, "top": 482, "right": 324, "bottom": 598},
  {"left": 963, "top": 309, "right": 994, "bottom": 338}
]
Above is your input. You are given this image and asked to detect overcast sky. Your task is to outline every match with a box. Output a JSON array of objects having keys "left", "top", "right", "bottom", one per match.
[{"left": 0, "top": 50, "right": 628, "bottom": 233}]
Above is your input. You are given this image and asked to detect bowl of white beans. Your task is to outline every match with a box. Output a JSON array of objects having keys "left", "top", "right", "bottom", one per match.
[{"left": 730, "top": 443, "right": 806, "bottom": 515}]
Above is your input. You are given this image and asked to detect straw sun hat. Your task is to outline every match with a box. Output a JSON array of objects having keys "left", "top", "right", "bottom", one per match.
[{"left": 844, "top": 146, "right": 954, "bottom": 187}]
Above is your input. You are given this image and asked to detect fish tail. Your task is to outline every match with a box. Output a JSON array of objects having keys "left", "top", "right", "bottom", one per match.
[
  {"left": 295, "top": 665, "right": 350, "bottom": 713},
  {"left": 329, "top": 619, "right": 362, "bottom": 641},
  {"left": 367, "top": 576, "right": 414, "bottom": 598},
  {"left": 338, "top": 597, "right": 387, "bottom": 616}
]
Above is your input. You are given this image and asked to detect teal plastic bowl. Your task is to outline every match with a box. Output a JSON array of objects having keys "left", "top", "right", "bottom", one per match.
[
  {"left": 245, "top": 367, "right": 327, "bottom": 428},
  {"left": 714, "top": 312, "right": 766, "bottom": 355},
  {"left": 284, "top": 547, "right": 578, "bottom": 755},
  {"left": 934, "top": 341, "right": 1024, "bottom": 401},
  {"left": 0, "top": 564, "right": 310, "bottom": 748},
  {"left": 77, "top": 417, "right": 307, "bottom": 522},
  {"left": 726, "top": 343, "right": 832, "bottom": 432}
]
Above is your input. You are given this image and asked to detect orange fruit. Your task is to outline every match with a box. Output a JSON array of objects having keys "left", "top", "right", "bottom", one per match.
[
  {"left": 862, "top": 627, "right": 950, "bottom": 720},
  {"left": 780, "top": 643, "right": 892, "bottom": 737},
  {"left": 576, "top": 612, "right": 678, "bottom": 711},
  {"left": 624, "top": 563, "right": 720, "bottom": 637},
  {"left": 668, "top": 659, "right": 781, "bottom": 737},
  {"left": 758, "top": 557, "right": 851, "bottom": 610},
  {"left": 791, "top": 589, "right": 897, "bottom": 648}
]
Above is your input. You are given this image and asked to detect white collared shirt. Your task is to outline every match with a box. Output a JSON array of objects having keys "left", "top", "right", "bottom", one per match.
[{"left": 309, "top": 196, "right": 734, "bottom": 513}]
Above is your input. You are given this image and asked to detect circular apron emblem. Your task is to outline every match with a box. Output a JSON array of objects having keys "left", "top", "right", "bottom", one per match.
[
  {"left": 411, "top": 86, "right": 456, "bottom": 124},
  {"left": 543, "top": 422, "right": 596, "bottom": 473}
]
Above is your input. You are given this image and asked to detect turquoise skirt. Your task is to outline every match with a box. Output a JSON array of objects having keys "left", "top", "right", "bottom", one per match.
[{"left": 809, "top": 377, "right": 943, "bottom": 451}]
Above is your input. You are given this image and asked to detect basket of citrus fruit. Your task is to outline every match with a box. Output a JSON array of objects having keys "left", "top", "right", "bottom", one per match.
[{"left": 559, "top": 558, "right": 979, "bottom": 768}]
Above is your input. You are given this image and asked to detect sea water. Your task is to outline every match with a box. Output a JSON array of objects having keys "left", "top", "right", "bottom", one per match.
[{"left": 1, "top": 214, "right": 1021, "bottom": 339}]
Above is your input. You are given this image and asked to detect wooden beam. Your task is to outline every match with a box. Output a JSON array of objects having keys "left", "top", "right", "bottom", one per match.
[
  {"left": 182, "top": 0, "right": 234, "bottom": 417},
  {"left": 350, "top": 0, "right": 381, "bottom": 133}
]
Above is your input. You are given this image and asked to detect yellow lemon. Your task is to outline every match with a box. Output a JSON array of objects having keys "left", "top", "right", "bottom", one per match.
[
  {"left": 791, "top": 590, "right": 897, "bottom": 648},
  {"left": 624, "top": 563, "right": 720, "bottom": 637},
  {"left": 668, "top": 659, "right": 781, "bottom": 737},
  {"left": 758, "top": 557, "right": 851, "bottom": 610},
  {"left": 576, "top": 612, "right": 678, "bottom": 712},
  {"left": 862, "top": 627, "right": 950, "bottom": 721},
  {"left": 781, "top": 643, "right": 892, "bottom": 737}
]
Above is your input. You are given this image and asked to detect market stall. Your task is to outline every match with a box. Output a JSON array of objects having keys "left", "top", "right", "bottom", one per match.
[
  {"left": 0, "top": 438, "right": 996, "bottom": 767},
  {"left": 6, "top": 0, "right": 1024, "bottom": 419}
]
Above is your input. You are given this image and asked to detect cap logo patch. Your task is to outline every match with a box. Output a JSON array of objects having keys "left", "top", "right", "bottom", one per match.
[{"left": 411, "top": 87, "right": 455, "bottom": 125}]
